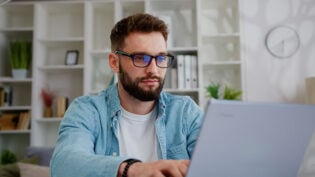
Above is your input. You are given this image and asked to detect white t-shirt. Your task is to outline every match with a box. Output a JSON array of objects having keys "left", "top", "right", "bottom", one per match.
[{"left": 118, "top": 107, "right": 158, "bottom": 162}]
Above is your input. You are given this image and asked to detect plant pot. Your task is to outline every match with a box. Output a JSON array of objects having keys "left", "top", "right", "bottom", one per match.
[
  {"left": 12, "top": 69, "right": 28, "bottom": 79},
  {"left": 44, "top": 106, "right": 53, "bottom": 118}
]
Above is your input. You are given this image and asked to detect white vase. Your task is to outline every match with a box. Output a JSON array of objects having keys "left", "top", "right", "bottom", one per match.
[{"left": 12, "top": 69, "right": 28, "bottom": 79}]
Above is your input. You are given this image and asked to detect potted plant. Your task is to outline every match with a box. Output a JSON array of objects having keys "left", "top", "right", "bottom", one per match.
[
  {"left": 9, "top": 40, "right": 32, "bottom": 79},
  {"left": 206, "top": 82, "right": 242, "bottom": 100},
  {"left": 0, "top": 149, "right": 17, "bottom": 165},
  {"left": 41, "top": 88, "right": 55, "bottom": 118}
]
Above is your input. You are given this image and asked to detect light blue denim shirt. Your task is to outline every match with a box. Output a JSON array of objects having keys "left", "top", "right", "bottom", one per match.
[{"left": 50, "top": 84, "right": 203, "bottom": 177}]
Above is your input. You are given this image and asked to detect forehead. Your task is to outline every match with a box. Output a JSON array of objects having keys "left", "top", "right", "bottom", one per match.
[{"left": 123, "top": 32, "right": 167, "bottom": 54}]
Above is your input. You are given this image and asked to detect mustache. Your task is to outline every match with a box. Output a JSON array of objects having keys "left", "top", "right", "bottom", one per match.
[{"left": 139, "top": 75, "right": 162, "bottom": 82}]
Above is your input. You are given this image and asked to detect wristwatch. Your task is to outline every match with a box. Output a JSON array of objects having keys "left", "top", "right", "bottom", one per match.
[{"left": 122, "top": 159, "right": 142, "bottom": 177}]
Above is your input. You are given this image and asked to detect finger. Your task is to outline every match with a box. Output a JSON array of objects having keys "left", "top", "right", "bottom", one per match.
[
  {"left": 181, "top": 160, "right": 190, "bottom": 166},
  {"left": 160, "top": 160, "right": 189, "bottom": 177},
  {"left": 178, "top": 160, "right": 190, "bottom": 176},
  {"left": 162, "top": 167, "right": 183, "bottom": 177}
]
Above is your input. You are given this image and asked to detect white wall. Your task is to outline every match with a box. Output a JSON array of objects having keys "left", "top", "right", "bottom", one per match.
[{"left": 240, "top": 0, "right": 315, "bottom": 103}]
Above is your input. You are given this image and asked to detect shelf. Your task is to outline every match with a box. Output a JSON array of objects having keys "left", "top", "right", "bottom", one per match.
[
  {"left": 202, "top": 64, "right": 242, "bottom": 89},
  {"left": 39, "top": 37, "right": 84, "bottom": 43},
  {"left": 168, "top": 47, "right": 198, "bottom": 53},
  {"left": 202, "top": 33, "right": 240, "bottom": 38},
  {"left": 0, "top": 3, "right": 34, "bottom": 29},
  {"left": 163, "top": 88, "right": 199, "bottom": 93},
  {"left": 149, "top": 0, "right": 197, "bottom": 48},
  {"left": 200, "top": 0, "right": 238, "bottom": 9},
  {"left": 120, "top": 1, "right": 144, "bottom": 18},
  {"left": 89, "top": 2, "right": 115, "bottom": 50},
  {"left": 200, "top": 0, "right": 239, "bottom": 35},
  {"left": 0, "top": 77, "right": 33, "bottom": 83},
  {"left": 36, "top": 2, "right": 84, "bottom": 39},
  {"left": 36, "top": 117, "right": 63, "bottom": 123},
  {"left": 203, "top": 61, "right": 242, "bottom": 66},
  {"left": 200, "top": 34, "right": 240, "bottom": 63},
  {"left": 90, "top": 56, "right": 114, "bottom": 94},
  {"left": 0, "top": 130, "right": 31, "bottom": 134},
  {"left": 90, "top": 49, "right": 111, "bottom": 55},
  {"left": 0, "top": 27, "right": 33, "bottom": 32},
  {"left": 0, "top": 106, "right": 32, "bottom": 111},
  {"left": 90, "top": 50, "right": 110, "bottom": 60},
  {"left": 38, "top": 65, "right": 84, "bottom": 71}
]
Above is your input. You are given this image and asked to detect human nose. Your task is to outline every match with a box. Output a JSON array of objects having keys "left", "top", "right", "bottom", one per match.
[{"left": 145, "top": 58, "right": 159, "bottom": 73}]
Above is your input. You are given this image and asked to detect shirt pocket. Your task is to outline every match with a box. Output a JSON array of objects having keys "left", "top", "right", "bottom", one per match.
[{"left": 167, "top": 141, "right": 189, "bottom": 159}]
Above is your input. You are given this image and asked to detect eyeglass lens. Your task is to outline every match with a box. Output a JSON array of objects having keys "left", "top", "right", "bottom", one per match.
[
  {"left": 133, "top": 54, "right": 170, "bottom": 67},
  {"left": 115, "top": 50, "right": 173, "bottom": 68}
]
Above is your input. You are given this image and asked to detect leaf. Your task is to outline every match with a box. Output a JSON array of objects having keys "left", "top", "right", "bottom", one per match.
[
  {"left": 206, "top": 82, "right": 221, "bottom": 99},
  {"left": 8, "top": 40, "right": 32, "bottom": 69},
  {"left": 223, "top": 85, "right": 242, "bottom": 100},
  {"left": 0, "top": 149, "right": 17, "bottom": 165}
]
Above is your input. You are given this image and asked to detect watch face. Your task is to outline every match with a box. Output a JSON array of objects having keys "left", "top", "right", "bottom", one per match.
[{"left": 265, "top": 26, "right": 300, "bottom": 58}]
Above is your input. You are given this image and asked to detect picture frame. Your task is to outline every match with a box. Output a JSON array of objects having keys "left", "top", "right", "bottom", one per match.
[{"left": 65, "top": 50, "right": 79, "bottom": 65}]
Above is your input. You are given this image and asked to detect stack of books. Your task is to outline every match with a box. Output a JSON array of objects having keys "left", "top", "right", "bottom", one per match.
[
  {"left": 165, "top": 54, "right": 198, "bottom": 90},
  {"left": 0, "top": 112, "right": 30, "bottom": 130},
  {"left": 0, "top": 85, "right": 12, "bottom": 107}
]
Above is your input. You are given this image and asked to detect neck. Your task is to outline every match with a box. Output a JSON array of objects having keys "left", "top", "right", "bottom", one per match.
[{"left": 118, "top": 83, "right": 156, "bottom": 115}]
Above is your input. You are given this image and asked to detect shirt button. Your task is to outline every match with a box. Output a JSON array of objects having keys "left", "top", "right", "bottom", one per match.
[{"left": 112, "top": 152, "right": 117, "bottom": 156}]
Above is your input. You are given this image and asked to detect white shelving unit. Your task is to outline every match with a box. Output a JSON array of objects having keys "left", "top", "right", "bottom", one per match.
[
  {"left": 198, "top": 0, "right": 242, "bottom": 106},
  {"left": 0, "top": 2, "right": 34, "bottom": 159},
  {"left": 0, "top": 0, "right": 243, "bottom": 157},
  {"left": 32, "top": 1, "right": 85, "bottom": 145}
]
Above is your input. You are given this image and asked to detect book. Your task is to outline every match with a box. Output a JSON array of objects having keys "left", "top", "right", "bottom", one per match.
[
  {"left": 191, "top": 55, "right": 198, "bottom": 89},
  {"left": 184, "top": 55, "right": 192, "bottom": 89},
  {"left": 57, "top": 97, "right": 69, "bottom": 118},
  {"left": 170, "top": 56, "right": 178, "bottom": 89},
  {"left": 0, "top": 113, "right": 19, "bottom": 130},
  {"left": 171, "top": 67, "right": 178, "bottom": 89},
  {"left": 16, "top": 112, "right": 30, "bottom": 130},
  {"left": 177, "top": 55, "right": 185, "bottom": 89},
  {"left": 3, "top": 85, "right": 13, "bottom": 106},
  {"left": 0, "top": 87, "right": 4, "bottom": 107}
]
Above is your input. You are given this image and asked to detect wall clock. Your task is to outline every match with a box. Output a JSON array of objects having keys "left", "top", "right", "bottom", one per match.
[{"left": 265, "top": 26, "right": 300, "bottom": 59}]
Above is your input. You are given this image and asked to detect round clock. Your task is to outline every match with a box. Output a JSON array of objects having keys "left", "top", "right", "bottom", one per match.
[{"left": 265, "top": 26, "right": 300, "bottom": 59}]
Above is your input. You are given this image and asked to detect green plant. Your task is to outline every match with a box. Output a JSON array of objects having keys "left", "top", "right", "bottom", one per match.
[
  {"left": 206, "top": 82, "right": 242, "bottom": 100},
  {"left": 223, "top": 85, "right": 242, "bottom": 100},
  {"left": 0, "top": 149, "right": 17, "bottom": 165},
  {"left": 206, "top": 82, "right": 221, "bottom": 99},
  {"left": 9, "top": 40, "right": 32, "bottom": 69}
]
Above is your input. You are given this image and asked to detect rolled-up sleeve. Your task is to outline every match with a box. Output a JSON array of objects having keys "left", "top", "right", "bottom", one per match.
[{"left": 50, "top": 97, "right": 127, "bottom": 177}]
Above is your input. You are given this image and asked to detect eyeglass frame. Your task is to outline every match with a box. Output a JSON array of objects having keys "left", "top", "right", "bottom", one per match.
[{"left": 114, "top": 50, "right": 174, "bottom": 68}]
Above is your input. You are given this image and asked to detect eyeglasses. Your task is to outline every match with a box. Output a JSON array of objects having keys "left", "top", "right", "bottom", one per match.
[{"left": 115, "top": 50, "right": 174, "bottom": 68}]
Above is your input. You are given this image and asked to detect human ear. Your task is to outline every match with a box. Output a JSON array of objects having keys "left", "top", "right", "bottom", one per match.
[{"left": 109, "top": 52, "right": 119, "bottom": 73}]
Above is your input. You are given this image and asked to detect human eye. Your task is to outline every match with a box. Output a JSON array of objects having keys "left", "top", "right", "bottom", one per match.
[
  {"left": 133, "top": 54, "right": 151, "bottom": 65},
  {"left": 156, "top": 55, "right": 167, "bottom": 62},
  {"left": 142, "top": 55, "right": 151, "bottom": 64},
  {"left": 133, "top": 54, "right": 144, "bottom": 61}
]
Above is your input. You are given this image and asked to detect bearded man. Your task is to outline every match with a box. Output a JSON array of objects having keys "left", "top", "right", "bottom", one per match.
[{"left": 51, "top": 13, "right": 203, "bottom": 177}]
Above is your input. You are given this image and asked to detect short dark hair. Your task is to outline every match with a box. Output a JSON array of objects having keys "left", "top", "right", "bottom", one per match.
[{"left": 110, "top": 13, "right": 168, "bottom": 51}]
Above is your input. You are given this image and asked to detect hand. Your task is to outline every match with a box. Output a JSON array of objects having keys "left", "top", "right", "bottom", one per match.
[{"left": 118, "top": 160, "right": 190, "bottom": 177}]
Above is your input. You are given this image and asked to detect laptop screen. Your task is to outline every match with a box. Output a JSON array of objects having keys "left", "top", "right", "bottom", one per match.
[{"left": 186, "top": 99, "right": 315, "bottom": 177}]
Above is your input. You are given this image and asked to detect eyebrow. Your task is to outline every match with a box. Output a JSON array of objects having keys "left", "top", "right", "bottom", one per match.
[{"left": 131, "top": 51, "right": 168, "bottom": 55}]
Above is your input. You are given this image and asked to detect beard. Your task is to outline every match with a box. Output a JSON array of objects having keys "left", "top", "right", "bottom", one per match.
[{"left": 118, "top": 65, "right": 164, "bottom": 101}]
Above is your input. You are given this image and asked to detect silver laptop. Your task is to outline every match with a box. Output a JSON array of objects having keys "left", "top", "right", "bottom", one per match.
[{"left": 187, "top": 99, "right": 315, "bottom": 177}]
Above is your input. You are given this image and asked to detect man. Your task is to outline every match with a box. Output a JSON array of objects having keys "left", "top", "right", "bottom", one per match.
[{"left": 50, "top": 13, "right": 203, "bottom": 177}]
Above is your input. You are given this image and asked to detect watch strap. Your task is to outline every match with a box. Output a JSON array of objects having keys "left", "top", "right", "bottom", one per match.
[{"left": 122, "top": 159, "right": 142, "bottom": 177}]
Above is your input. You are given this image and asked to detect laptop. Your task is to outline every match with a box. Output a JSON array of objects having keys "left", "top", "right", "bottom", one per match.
[{"left": 186, "top": 99, "right": 315, "bottom": 177}]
